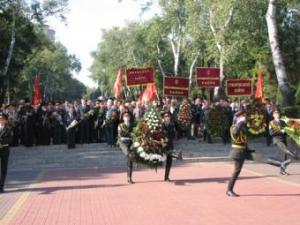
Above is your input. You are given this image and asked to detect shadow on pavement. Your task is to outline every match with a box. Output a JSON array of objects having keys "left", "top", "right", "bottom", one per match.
[{"left": 173, "top": 175, "right": 271, "bottom": 186}]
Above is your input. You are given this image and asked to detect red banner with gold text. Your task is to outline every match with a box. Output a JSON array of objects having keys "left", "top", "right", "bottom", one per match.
[
  {"left": 196, "top": 67, "right": 220, "bottom": 88},
  {"left": 126, "top": 67, "right": 154, "bottom": 87},
  {"left": 164, "top": 76, "right": 189, "bottom": 97},
  {"left": 226, "top": 79, "right": 253, "bottom": 96}
]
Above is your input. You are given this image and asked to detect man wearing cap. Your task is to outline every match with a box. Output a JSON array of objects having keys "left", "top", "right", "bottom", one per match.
[
  {"left": 227, "top": 110, "right": 292, "bottom": 197},
  {"left": 269, "top": 110, "right": 297, "bottom": 170},
  {"left": 118, "top": 112, "right": 134, "bottom": 183},
  {"left": 0, "top": 113, "right": 13, "bottom": 193},
  {"left": 162, "top": 111, "right": 182, "bottom": 181}
]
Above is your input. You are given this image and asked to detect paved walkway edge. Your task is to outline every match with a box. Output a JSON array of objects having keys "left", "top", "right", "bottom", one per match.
[{"left": 0, "top": 171, "right": 44, "bottom": 225}]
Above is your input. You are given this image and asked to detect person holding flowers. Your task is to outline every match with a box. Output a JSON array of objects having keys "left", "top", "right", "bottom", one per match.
[
  {"left": 269, "top": 110, "right": 297, "bottom": 170},
  {"left": 227, "top": 110, "right": 292, "bottom": 197}
]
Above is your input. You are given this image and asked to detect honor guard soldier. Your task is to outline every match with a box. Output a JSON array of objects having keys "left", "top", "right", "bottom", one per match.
[
  {"left": 227, "top": 110, "right": 292, "bottom": 197},
  {"left": 0, "top": 112, "right": 13, "bottom": 193},
  {"left": 269, "top": 110, "right": 297, "bottom": 173},
  {"left": 118, "top": 112, "right": 135, "bottom": 183},
  {"left": 162, "top": 111, "right": 182, "bottom": 181}
]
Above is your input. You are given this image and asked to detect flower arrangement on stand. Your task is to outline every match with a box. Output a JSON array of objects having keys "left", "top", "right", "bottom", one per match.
[
  {"left": 245, "top": 100, "right": 266, "bottom": 135},
  {"left": 207, "top": 105, "right": 229, "bottom": 137},
  {"left": 283, "top": 117, "right": 300, "bottom": 146},
  {"left": 130, "top": 106, "right": 169, "bottom": 167},
  {"left": 176, "top": 100, "right": 192, "bottom": 131}
]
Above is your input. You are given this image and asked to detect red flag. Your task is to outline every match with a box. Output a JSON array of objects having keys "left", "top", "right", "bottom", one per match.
[
  {"left": 140, "top": 83, "right": 158, "bottom": 103},
  {"left": 33, "top": 74, "right": 41, "bottom": 105},
  {"left": 113, "top": 68, "right": 122, "bottom": 99},
  {"left": 255, "top": 70, "right": 264, "bottom": 102}
]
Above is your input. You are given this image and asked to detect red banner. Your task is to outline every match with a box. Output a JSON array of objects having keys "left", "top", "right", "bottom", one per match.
[
  {"left": 126, "top": 67, "right": 154, "bottom": 87},
  {"left": 226, "top": 79, "right": 253, "bottom": 96},
  {"left": 196, "top": 67, "right": 220, "bottom": 87},
  {"left": 164, "top": 76, "right": 189, "bottom": 97}
]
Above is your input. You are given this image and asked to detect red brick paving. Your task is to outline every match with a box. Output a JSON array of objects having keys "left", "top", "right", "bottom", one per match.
[{"left": 5, "top": 162, "right": 300, "bottom": 225}]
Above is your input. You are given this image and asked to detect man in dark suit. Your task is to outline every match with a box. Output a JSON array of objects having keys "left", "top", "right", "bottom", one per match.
[
  {"left": 227, "top": 110, "right": 292, "bottom": 197},
  {"left": 18, "top": 98, "right": 36, "bottom": 147},
  {"left": 265, "top": 100, "right": 274, "bottom": 146},
  {"left": 0, "top": 112, "right": 13, "bottom": 193},
  {"left": 64, "top": 105, "right": 78, "bottom": 149}
]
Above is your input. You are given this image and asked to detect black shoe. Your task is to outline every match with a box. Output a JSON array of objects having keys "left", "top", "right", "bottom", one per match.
[
  {"left": 127, "top": 179, "right": 134, "bottom": 184},
  {"left": 226, "top": 190, "right": 239, "bottom": 197},
  {"left": 280, "top": 159, "right": 292, "bottom": 174},
  {"left": 178, "top": 152, "right": 183, "bottom": 160},
  {"left": 164, "top": 177, "right": 171, "bottom": 182},
  {"left": 0, "top": 187, "right": 4, "bottom": 193}
]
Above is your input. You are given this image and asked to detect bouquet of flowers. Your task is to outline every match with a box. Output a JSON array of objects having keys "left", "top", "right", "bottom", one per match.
[
  {"left": 83, "top": 109, "right": 95, "bottom": 120},
  {"left": 207, "top": 105, "right": 229, "bottom": 136},
  {"left": 105, "top": 109, "right": 119, "bottom": 124},
  {"left": 131, "top": 106, "right": 169, "bottom": 167},
  {"left": 66, "top": 120, "right": 78, "bottom": 131},
  {"left": 176, "top": 100, "right": 192, "bottom": 131},
  {"left": 245, "top": 100, "right": 266, "bottom": 135},
  {"left": 283, "top": 117, "right": 300, "bottom": 146}
]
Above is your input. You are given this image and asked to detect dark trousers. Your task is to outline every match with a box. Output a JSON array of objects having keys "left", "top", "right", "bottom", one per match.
[
  {"left": 80, "top": 119, "right": 90, "bottom": 144},
  {"left": 106, "top": 123, "right": 117, "bottom": 146},
  {"left": 95, "top": 127, "right": 105, "bottom": 143},
  {"left": 165, "top": 155, "right": 173, "bottom": 180},
  {"left": 203, "top": 129, "right": 212, "bottom": 143},
  {"left": 266, "top": 126, "right": 272, "bottom": 146},
  {"left": 120, "top": 142, "right": 133, "bottom": 181},
  {"left": 0, "top": 149, "right": 10, "bottom": 188},
  {"left": 227, "top": 151, "right": 281, "bottom": 192},
  {"left": 66, "top": 127, "right": 76, "bottom": 149},
  {"left": 275, "top": 141, "right": 296, "bottom": 159}
]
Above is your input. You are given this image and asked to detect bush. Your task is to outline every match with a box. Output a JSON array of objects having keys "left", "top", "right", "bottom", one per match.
[
  {"left": 281, "top": 105, "right": 300, "bottom": 118},
  {"left": 295, "top": 84, "right": 300, "bottom": 105}
]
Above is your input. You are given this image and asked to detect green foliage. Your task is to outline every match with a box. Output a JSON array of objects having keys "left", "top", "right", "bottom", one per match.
[
  {"left": 0, "top": 0, "right": 86, "bottom": 103},
  {"left": 91, "top": 0, "right": 300, "bottom": 105},
  {"left": 281, "top": 106, "right": 300, "bottom": 118}
]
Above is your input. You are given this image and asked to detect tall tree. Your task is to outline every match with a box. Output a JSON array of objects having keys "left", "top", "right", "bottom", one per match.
[
  {"left": 266, "top": 0, "right": 293, "bottom": 106},
  {"left": 0, "top": 0, "right": 68, "bottom": 103}
]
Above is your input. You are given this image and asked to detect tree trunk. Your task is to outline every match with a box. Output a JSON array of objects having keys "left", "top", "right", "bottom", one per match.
[
  {"left": 170, "top": 39, "right": 181, "bottom": 76},
  {"left": 213, "top": 52, "right": 224, "bottom": 99},
  {"left": 156, "top": 43, "right": 166, "bottom": 77},
  {"left": 266, "top": 0, "right": 293, "bottom": 106},
  {"left": 209, "top": 7, "right": 233, "bottom": 100},
  {"left": 189, "top": 51, "right": 200, "bottom": 90},
  {"left": 3, "top": 9, "right": 16, "bottom": 104}
]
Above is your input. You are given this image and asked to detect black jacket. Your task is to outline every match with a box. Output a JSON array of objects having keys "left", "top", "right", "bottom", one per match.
[{"left": 0, "top": 126, "right": 12, "bottom": 150}]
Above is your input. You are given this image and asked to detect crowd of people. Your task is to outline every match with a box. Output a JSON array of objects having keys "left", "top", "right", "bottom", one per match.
[{"left": 0, "top": 96, "right": 283, "bottom": 148}]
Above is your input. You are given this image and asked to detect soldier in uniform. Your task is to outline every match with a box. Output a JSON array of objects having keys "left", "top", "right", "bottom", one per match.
[
  {"left": 269, "top": 110, "right": 297, "bottom": 174},
  {"left": 227, "top": 110, "right": 292, "bottom": 197},
  {"left": 162, "top": 111, "right": 182, "bottom": 181},
  {"left": 0, "top": 112, "right": 13, "bottom": 193},
  {"left": 118, "top": 112, "right": 135, "bottom": 183}
]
